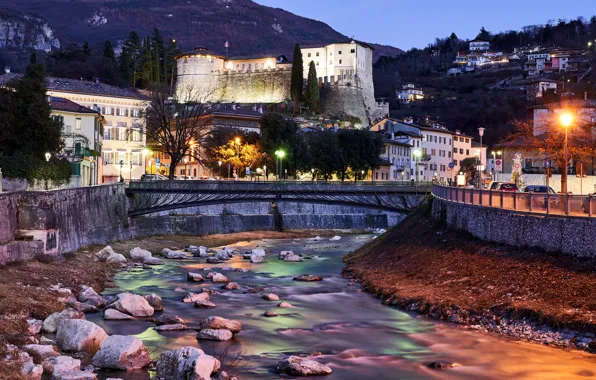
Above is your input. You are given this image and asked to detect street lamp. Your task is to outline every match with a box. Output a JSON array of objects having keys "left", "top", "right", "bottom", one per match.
[
  {"left": 183, "top": 157, "right": 188, "bottom": 179},
  {"left": 413, "top": 149, "right": 422, "bottom": 183},
  {"left": 218, "top": 160, "right": 222, "bottom": 180},
  {"left": 361, "top": 170, "right": 365, "bottom": 182},
  {"left": 477, "top": 127, "right": 485, "bottom": 188},
  {"left": 45, "top": 152, "right": 51, "bottom": 162},
  {"left": 559, "top": 113, "right": 573, "bottom": 193},
  {"left": 275, "top": 150, "right": 285, "bottom": 181},
  {"left": 311, "top": 168, "right": 315, "bottom": 182}
]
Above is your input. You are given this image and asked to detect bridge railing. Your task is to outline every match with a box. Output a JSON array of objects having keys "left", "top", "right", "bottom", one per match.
[
  {"left": 432, "top": 185, "right": 596, "bottom": 218},
  {"left": 128, "top": 180, "right": 433, "bottom": 193}
]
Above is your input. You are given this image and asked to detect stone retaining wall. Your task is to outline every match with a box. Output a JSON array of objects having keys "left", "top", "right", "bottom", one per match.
[{"left": 431, "top": 197, "right": 595, "bottom": 258}]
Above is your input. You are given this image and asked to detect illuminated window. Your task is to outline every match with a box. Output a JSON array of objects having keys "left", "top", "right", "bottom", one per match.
[{"left": 75, "top": 118, "right": 82, "bottom": 130}]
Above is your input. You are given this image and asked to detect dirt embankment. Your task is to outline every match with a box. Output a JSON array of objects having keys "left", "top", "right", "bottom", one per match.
[
  {"left": 0, "top": 229, "right": 341, "bottom": 378},
  {"left": 343, "top": 202, "right": 596, "bottom": 352}
]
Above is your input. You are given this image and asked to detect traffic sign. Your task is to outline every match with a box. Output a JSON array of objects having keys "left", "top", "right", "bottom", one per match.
[{"left": 448, "top": 162, "right": 455, "bottom": 169}]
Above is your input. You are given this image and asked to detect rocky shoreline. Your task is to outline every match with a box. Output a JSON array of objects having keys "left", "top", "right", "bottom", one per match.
[{"left": 342, "top": 273, "right": 596, "bottom": 354}]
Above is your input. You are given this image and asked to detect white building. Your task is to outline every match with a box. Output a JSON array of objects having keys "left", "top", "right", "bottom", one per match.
[
  {"left": 452, "top": 131, "right": 474, "bottom": 175},
  {"left": 469, "top": 39, "right": 491, "bottom": 51},
  {"left": 417, "top": 124, "right": 455, "bottom": 183},
  {"left": 396, "top": 83, "right": 424, "bottom": 103},
  {"left": 50, "top": 97, "right": 104, "bottom": 186},
  {"left": 301, "top": 40, "right": 378, "bottom": 121}
]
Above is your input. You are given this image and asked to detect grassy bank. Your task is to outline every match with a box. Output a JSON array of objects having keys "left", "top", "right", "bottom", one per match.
[
  {"left": 343, "top": 204, "right": 596, "bottom": 351},
  {"left": 0, "top": 229, "right": 342, "bottom": 378}
]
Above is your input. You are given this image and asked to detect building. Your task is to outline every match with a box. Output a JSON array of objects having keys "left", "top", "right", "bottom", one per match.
[
  {"left": 527, "top": 79, "right": 559, "bottom": 102},
  {"left": 469, "top": 39, "right": 491, "bottom": 51},
  {"left": 454, "top": 51, "right": 505, "bottom": 70},
  {"left": 452, "top": 131, "right": 474, "bottom": 175},
  {"left": 524, "top": 50, "right": 577, "bottom": 76},
  {"left": 0, "top": 72, "right": 147, "bottom": 184},
  {"left": 376, "top": 138, "right": 412, "bottom": 181},
  {"left": 50, "top": 97, "right": 104, "bottom": 186},
  {"left": 396, "top": 83, "right": 424, "bottom": 103}
]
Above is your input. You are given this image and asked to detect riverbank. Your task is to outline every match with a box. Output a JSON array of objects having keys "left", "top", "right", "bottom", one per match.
[
  {"left": 0, "top": 229, "right": 344, "bottom": 378},
  {"left": 343, "top": 203, "right": 596, "bottom": 353}
]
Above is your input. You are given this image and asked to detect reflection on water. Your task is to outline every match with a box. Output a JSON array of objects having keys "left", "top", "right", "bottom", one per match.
[{"left": 87, "top": 236, "right": 596, "bottom": 380}]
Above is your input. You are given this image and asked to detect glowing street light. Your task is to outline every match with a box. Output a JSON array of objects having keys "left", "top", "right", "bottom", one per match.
[
  {"left": 559, "top": 113, "right": 574, "bottom": 193},
  {"left": 275, "top": 150, "right": 285, "bottom": 181},
  {"left": 413, "top": 149, "right": 422, "bottom": 183},
  {"left": 45, "top": 152, "right": 51, "bottom": 162}
]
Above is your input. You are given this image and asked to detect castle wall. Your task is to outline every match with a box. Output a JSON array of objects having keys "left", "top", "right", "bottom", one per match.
[{"left": 321, "top": 84, "right": 369, "bottom": 128}]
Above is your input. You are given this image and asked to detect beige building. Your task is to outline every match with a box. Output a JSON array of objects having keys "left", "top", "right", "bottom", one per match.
[{"left": 50, "top": 97, "right": 104, "bottom": 186}]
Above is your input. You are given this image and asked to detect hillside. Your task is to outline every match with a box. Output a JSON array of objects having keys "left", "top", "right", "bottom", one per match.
[{"left": 0, "top": 0, "right": 402, "bottom": 60}]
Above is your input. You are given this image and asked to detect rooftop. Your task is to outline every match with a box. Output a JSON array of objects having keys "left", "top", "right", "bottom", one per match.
[
  {"left": 50, "top": 97, "right": 98, "bottom": 114},
  {"left": 212, "top": 104, "right": 264, "bottom": 119},
  {"left": 300, "top": 39, "right": 374, "bottom": 51},
  {"left": 0, "top": 73, "right": 145, "bottom": 99}
]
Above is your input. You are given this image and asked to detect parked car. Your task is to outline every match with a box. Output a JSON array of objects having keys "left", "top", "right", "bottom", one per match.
[
  {"left": 523, "top": 185, "right": 559, "bottom": 207},
  {"left": 488, "top": 181, "right": 515, "bottom": 191},
  {"left": 140, "top": 174, "right": 168, "bottom": 181},
  {"left": 582, "top": 193, "right": 595, "bottom": 214},
  {"left": 495, "top": 183, "right": 519, "bottom": 192},
  {"left": 522, "top": 185, "right": 556, "bottom": 194}
]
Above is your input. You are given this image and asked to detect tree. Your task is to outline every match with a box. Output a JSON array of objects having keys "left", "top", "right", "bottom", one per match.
[
  {"left": 103, "top": 40, "right": 116, "bottom": 62},
  {"left": 460, "top": 157, "right": 478, "bottom": 184},
  {"left": 290, "top": 43, "right": 303, "bottom": 105},
  {"left": 502, "top": 113, "right": 596, "bottom": 192},
  {"left": 0, "top": 62, "right": 66, "bottom": 182},
  {"left": 305, "top": 61, "right": 319, "bottom": 113},
  {"left": 337, "top": 129, "right": 383, "bottom": 181},
  {"left": 140, "top": 37, "right": 154, "bottom": 88},
  {"left": 476, "top": 27, "right": 491, "bottom": 41},
  {"left": 259, "top": 113, "right": 300, "bottom": 176},
  {"left": 203, "top": 127, "right": 262, "bottom": 178},
  {"left": 142, "top": 84, "right": 216, "bottom": 180},
  {"left": 304, "top": 131, "right": 342, "bottom": 180}
]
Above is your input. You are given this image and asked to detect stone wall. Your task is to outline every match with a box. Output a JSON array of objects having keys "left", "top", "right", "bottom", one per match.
[
  {"left": 320, "top": 84, "right": 369, "bottom": 128},
  {"left": 431, "top": 197, "right": 596, "bottom": 258},
  {"left": 217, "top": 70, "right": 291, "bottom": 103}
]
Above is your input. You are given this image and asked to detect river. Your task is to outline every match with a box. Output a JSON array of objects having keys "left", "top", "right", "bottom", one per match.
[{"left": 87, "top": 235, "right": 596, "bottom": 379}]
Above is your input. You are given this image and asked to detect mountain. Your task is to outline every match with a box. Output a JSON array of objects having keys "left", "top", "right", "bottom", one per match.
[
  {"left": 0, "top": 9, "right": 60, "bottom": 51},
  {"left": 0, "top": 0, "right": 402, "bottom": 60}
]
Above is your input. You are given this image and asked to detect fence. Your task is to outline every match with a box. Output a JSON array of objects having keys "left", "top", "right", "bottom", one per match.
[{"left": 432, "top": 185, "right": 596, "bottom": 217}]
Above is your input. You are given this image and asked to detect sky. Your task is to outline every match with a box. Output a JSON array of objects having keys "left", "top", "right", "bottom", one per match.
[{"left": 255, "top": 0, "right": 594, "bottom": 50}]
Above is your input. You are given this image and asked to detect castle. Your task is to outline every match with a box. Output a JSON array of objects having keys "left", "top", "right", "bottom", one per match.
[{"left": 174, "top": 40, "right": 388, "bottom": 128}]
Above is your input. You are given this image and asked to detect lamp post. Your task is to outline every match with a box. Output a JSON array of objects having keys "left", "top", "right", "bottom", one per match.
[
  {"left": 218, "top": 160, "right": 222, "bottom": 180},
  {"left": 413, "top": 149, "right": 422, "bottom": 183},
  {"left": 560, "top": 113, "right": 573, "bottom": 193},
  {"left": 142, "top": 148, "right": 151, "bottom": 174},
  {"left": 234, "top": 137, "right": 241, "bottom": 179},
  {"left": 44, "top": 152, "right": 51, "bottom": 190},
  {"left": 477, "top": 127, "right": 485, "bottom": 188},
  {"left": 311, "top": 168, "right": 315, "bottom": 182},
  {"left": 275, "top": 150, "right": 285, "bottom": 181},
  {"left": 263, "top": 165, "right": 267, "bottom": 181},
  {"left": 183, "top": 158, "right": 188, "bottom": 180}
]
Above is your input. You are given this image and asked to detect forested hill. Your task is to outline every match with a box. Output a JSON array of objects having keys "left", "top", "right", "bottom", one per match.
[{"left": 0, "top": 0, "right": 402, "bottom": 60}]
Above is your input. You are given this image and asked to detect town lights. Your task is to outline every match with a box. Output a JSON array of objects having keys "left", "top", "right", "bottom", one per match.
[
  {"left": 45, "top": 152, "right": 51, "bottom": 162},
  {"left": 275, "top": 150, "right": 285, "bottom": 181},
  {"left": 560, "top": 113, "right": 573, "bottom": 128}
]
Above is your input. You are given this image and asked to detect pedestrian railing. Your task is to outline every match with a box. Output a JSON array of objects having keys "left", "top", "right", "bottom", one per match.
[{"left": 432, "top": 185, "right": 596, "bottom": 218}]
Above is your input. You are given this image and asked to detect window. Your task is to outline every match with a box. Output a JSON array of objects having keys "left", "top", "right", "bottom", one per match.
[
  {"left": 103, "top": 151, "right": 112, "bottom": 164},
  {"left": 466, "top": 149, "right": 470, "bottom": 155},
  {"left": 459, "top": 148, "right": 463, "bottom": 154},
  {"left": 118, "top": 128, "right": 127, "bottom": 141},
  {"left": 132, "top": 130, "right": 141, "bottom": 142},
  {"left": 453, "top": 147, "right": 457, "bottom": 153},
  {"left": 132, "top": 109, "right": 140, "bottom": 118},
  {"left": 338, "top": 51, "right": 342, "bottom": 55},
  {"left": 117, "top": 152, "right": 125, "bottom": 165},
  {"left": 316, "top": 52, "right": 319, "bottom": 57},
  {"left": 448, "top": 152, "right": 451, "bottom": 158},
  {"left": 431, "top": 149, "right": 436, "bottom": 156},
  {"left": 351, "top": 49, "right": 355, "bottom": 53},
  {"left": 308, "top": 53, "right": 311, "bottom": 57},
  {"left": 75, "top": 118, "right": 82, "bottom": 130},
  {"left": 339, "top": 59, "right": 342, "bottom": 64},
  {"left": 248, "top": 64, "right": 252, "bottom": 70},
  {"left": 104, "top": 128, "right": 111, "bottom": 140},
  {"left": 104, "top": 107, "right": 112, "bottom": 115},
  {"left": 316, "top": 61, "right": 319, "bottom": 66},
  {"left": 119, "top": 108, "right": 127, "bottom": 116},
  {"left": 132, "top": 153, "right": 140, "bottom": 166}
]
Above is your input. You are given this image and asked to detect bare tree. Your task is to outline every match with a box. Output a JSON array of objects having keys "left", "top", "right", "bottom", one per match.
[
  {"left": 503, "top": 114, "right": 596, "bottom": 192},
  {"left": 141, "top": 84, "right": 216, "bottom": 179}
]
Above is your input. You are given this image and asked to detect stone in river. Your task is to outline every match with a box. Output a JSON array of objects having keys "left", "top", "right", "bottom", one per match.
[
  {"left": 155, "top": 347, "right": 220, "bottom": 380},
  {"left": 56, "top": 319, "right": 108, "bottom": 353},
  {"left": 277, "top": 355, "right": 332, "bottom": 376},
  {"left": 427, "top": 361, "right": 455, "bottom": 370},
  {"left": 174, "top": 287, "right": 186, "bottom": 292},
  {"left": 27, "top": 318, "right": 43, "bottom": 335},
  {"left": 284, "top": 253, "right": 304, "bottom": 262},
  {"left": 278, "top": 251, "right": 295, "bottom": 259},
  {"left": 329, "top": 236, "right": 342, "bottom": 241},
  {"left": 42, "top": 355, "right": 81, "bottom": 376},
  {"left": 222, "top": 282, "right": 239, "bottom": 290},
  {"left": 215, "top": 250, "right": 231, "bottom": 261},
  {"left": 206, "top": 257, "right": 224, "bottom": 264},
  {"left": 212, "top": 273, "right": 230, "bottom": 283},
  {"left": 263, "top": 293, "right": 280, "bottom": 301},
  {"left": 251, "top": 248, "right": 266, "bottom": 256},
  {"left": 143, "top": 294, "right": 163, "bottom": 311},
  {"left": 104, "top": 309, "right": 133, "bottom": 320},
  {"left": 154, "top": 324, "right": 189, "bottom": 331},
  {"left": 109, "top": 293, "right": 154, "bottom": 317},
  {"left": 198, "top": 316, "right": 242, "bottom": 334},
  {"left": 43, "top": 308, "right": 85, "bottom": 333},
  {"left": 278, "top": 301, "right": 293, "bottom": 308},
  {"left": 264, "top": 311, "right": 279, "bottom": 317},
  {"left": 293, "top": 275, "right": 323, "bottom": 282},
  {"left": 93, "top": 335, "right": 151, "bottom": 371},
  {"left": 196, "top": 329, "right": 233, "bottom": 341},
  {"left": 195, "top": 300, "right": 217, "bottom": 309},
  {"left": 250, "top": 254, "right": 264, "bottom": 263},
  {"left": 187, "top": 272, "right": 205, "bottom": 282},
  {"left": 182, "top": 292, "right": 210, "bottom": 303},
  {"left": 129, "top": 247, "right": 152, "bottom": 262},
  {"left": 155, "top": 315, "right": 186, "bottom": 326}
]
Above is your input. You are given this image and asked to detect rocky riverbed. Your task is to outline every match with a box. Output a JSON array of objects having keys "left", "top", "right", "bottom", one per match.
[{"left": 5, "top": 232, "right": 596, "bottom": 379}]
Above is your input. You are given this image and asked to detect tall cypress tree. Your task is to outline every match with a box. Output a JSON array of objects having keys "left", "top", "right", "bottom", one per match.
[
  {"left": 290, "top": 43, "right": 303, "bottom": 103},
  {"left": 103, "top": 40, "right": 116, "bottom": 62},
  {"left": 305, "top": 61, "right": 319, "bottom": 113},
  {"left": 140, "top": 36, "right": 154, "bottom": 88}
]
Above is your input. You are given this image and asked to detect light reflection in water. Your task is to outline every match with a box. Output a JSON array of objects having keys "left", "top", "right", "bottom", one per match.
[{"left": 87, "top": 236, "right": 596, "bottom": 380}]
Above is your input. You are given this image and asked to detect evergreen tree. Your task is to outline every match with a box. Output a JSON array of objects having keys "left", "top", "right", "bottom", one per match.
[
  {"left": 140, "top": 36, "right": 154, "bottom": 88},
  {"left": 120, "top": 31, "right": 142, "bottom": 87},
  {"left": 83, "top": 42, "right": 91, "bottom": 56},
  {"left": 290, "top": 43, "right": 303, "bottom": 103},
  {"left": 103, "top": 40, "right": 116, "bottom": 62},
  {"left": 305, "top": 61, "right": 319, "bottom": 113},
  {"left": 476, "top": 27, "right": 491, "bottom": 41},
  {"left": 152, "top": 29, "right": 165, "bottom": 82},
  {"left": 152, "top": 42, "right": 161, "bottom": 83}
]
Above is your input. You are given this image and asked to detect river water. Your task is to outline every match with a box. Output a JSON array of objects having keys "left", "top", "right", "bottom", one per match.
[{"left": 88, "top": 235, "right": 596, "bottom": 379}]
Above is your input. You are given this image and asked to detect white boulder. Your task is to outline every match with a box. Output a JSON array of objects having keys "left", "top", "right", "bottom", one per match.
[
  {"left": 95, "top": 246, "right": 116, "bottom": 262},
  {"left": 198, "top": 316, "right": 242, "bottom": 334},
  {"left": 215, "top": 250, "right": 230, "bottom": 261},
  {"left": 187, "top": 272, "right": 204, "bottom": 282},
  {"left": 250, "top": 254, "right": 264, "bottom": 263},
  {"left": 277, "top": 355, "right": 333, "bottom": 376},
  {"left": 130, "top": 247, "right": 152, "bottom": 262},
  {"left": 27, "top": 318, "right": 43, "bottom": 335},
  {"left": 78, "top": 286, "right": 106, "bottom": 308},
  {"left": 182, "top": 292, "right": 210, "bottom": 303},
  {"left": 284, "top": 253, "right": 303, "bottom": 262},
  {"left": 211, "top": 273, "right": 230, "bottom": 283},
  {"left": 56, "top": 319, "right": 108, "bottom": 353},
  {"left": 329, "top": 236, "right": 342, "bottom": 241},
  {"left": 196, "top": 329, "right": 233, "bottom": 341},
  {"left": 109, "top": 293, "right": 154, "bottom": 317},
  {"left": 195, "top": 300, "right": 217, "bottom": 308},
  {"left": 42, "top": 355, "right": 81, "bottom": 375},
  {"left": 156, "top": 347, "right": 221, "bottom": 380},
  {"left": 263, "top": 293, "right": 280, "bottom": 301},
  {"left": 92, "top": 335, "right": 152, "bottom": 371},
  {"left": 43, "top": 308, "right": 85, "bottom": 333},
  {"left": 143, "top": 294, "right": 163, "bottom": 311},
  {"left": 23, "top": 344, "right": 59, "bottom": 360},
  {"left": 104, "top": 309, "right": 133, "bottom": 320},
  {"left": 278, "top": 301, "right": 294, "bottom": 308},
  {"left": 223, "top": 282, "right": 239, "bottom": 290},
  {"left": 251, "top": 248, "right": 266, "bottom": 256},
  {"left": 106, "top": 253, "right": 127, "bottom": 263}
]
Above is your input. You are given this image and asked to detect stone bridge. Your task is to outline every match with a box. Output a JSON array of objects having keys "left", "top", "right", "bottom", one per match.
[{"left": 126, "top": 181, "right": 430, "bottom": 217}]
